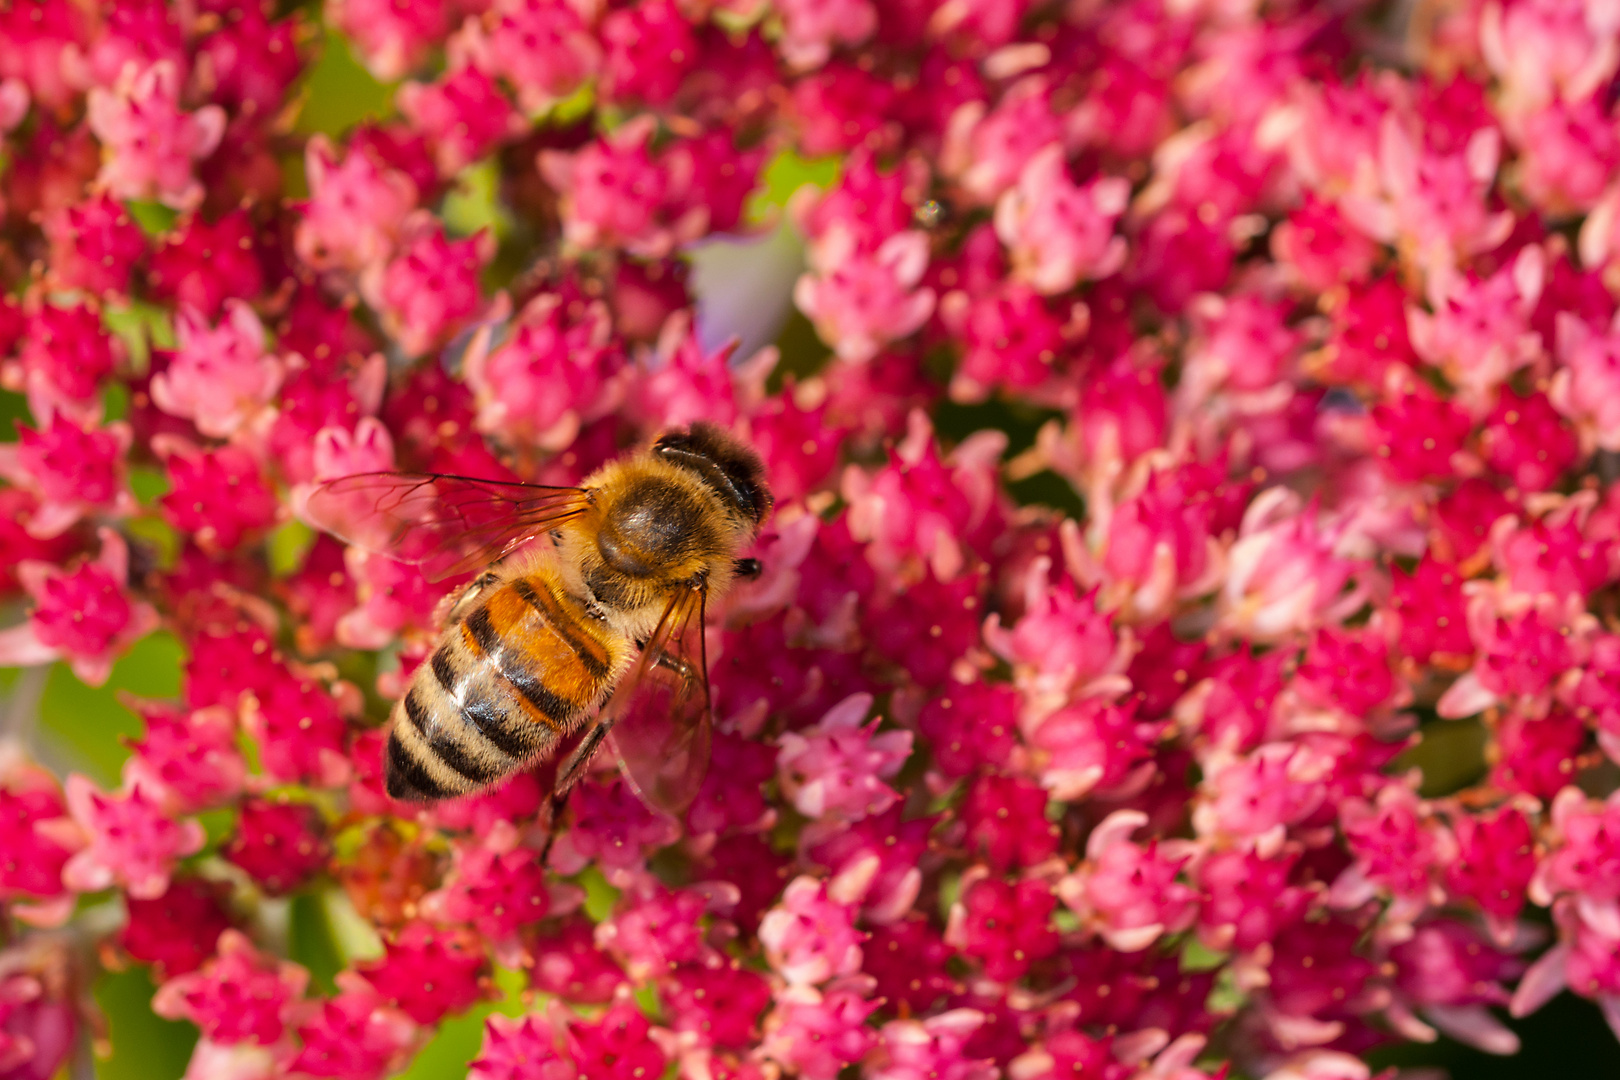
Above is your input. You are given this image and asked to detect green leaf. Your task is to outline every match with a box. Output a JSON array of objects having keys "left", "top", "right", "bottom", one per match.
[
  {"left": 268, "top": 518, "right": 316, "bottom": 577},
  {"left": 442, "top": 158, "right": 514, "bottom": 242},
  {"left": 294, "top": 28, "right": 394, "bottom": 138},
  {"left": 124, "top": 201, "right": 178, "bottom": 237},
  {"left": 0, "top": 387, "right": 31, "bottom": 438},
  {"left": 288, "top": 890, "right": 346, "bottom": 996},
  {"left": 36, "top": 632, "right": 185, "bottom": 787},
  {"left": 576, "top": 865, "right": 620, "bottom": 922},
  {"left": 745, "top": 149, "right": 841, "bottom": 226},
  {"left": 93, "top": 965, "right": 198, "bottom": 1080}
]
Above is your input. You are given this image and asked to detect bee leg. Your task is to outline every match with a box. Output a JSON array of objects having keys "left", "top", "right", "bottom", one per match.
[
  {"left": 438, "top": 571, "right": 500, "bottom": 627},
  {"left": 652, "top": 651, "right": 696, "bottom": 679},
  {"left": 540, "top": 720, "right": 615, "bottom": 866},
  {"left": 733, "top": 557, "right": 763, "bottom": 580}
]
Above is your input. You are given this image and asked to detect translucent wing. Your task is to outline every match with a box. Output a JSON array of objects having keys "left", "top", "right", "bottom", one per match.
[
  {"left": 302, "top": 472, "right": 591, "bottom": 583},
  {"left": 601, "top": 585, "right": 713, "bottom": 816}
]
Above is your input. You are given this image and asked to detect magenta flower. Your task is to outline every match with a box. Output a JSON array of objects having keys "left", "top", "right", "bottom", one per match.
[
  {"left": 288, "top": 974, "right": 417, "bottom": 1080},
  {"left": 153, "top": 930, "right": 309, "bottom": 1046},
  {"left": 326, "top": 0, "right": 447, "bottom": 80},
  {"left": 794, "top": 226, "right": 935, "bottom": 363},
  {"left": 225, "top": 799, "right": 330, "bottom": 895},
  {"left": 150, "top": 303, "right": 282, "bottom": 440},
  {"left": 123, "top": 702, "right": 247, "bottom": 813},
  {"left": 994, "top": 147, "right": 1130, "bottom": 295},
  {"left": 396, "top": 64, "right": 523, "bottom": 177},
  {"left": 0, "top": 529, "right": 158, "bottom": 686},
  {"left": 563, "top": 994, "right": 667, "bottom": 1080},
  {"left": 453, "top": 0, "right": 599, "bottom": 115},
  {"left": 0, "top": 415, "right": 135, "bottom": 539},
  {"left": 760, "top": 980, "right": 879, "bottom": 1079},
  {"left": 471, "top": 1013, "right": 576, "bottom": 1080},
  {"left": 362, "top": 220, "right": 495, "bottom": 359}
]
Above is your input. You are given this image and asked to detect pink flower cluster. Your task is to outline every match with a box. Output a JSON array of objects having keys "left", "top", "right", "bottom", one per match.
[{"left": 4, "top": 0, "right": 1620, "bottom": 1078}]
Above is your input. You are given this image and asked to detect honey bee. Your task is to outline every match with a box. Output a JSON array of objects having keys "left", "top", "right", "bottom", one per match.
[{"left": 303, "top": 423, "right": 772, "bottom": 815}]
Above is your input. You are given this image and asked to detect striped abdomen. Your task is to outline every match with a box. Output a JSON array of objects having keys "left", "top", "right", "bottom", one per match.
[{"left": 385, "top": 567, "right": 625, "bottom": 801}]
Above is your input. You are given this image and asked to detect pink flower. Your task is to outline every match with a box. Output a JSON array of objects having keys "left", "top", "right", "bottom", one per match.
[
  {"left": 146, "top": 209, "right": 265, "bottom": 317},
  {"left": 529, "top": 919, "right": 627, "bottom": 1004},
  {"left": 795, "top": 226, "right": 936, "bottom": 362},
  {"left": 918, "top": 680, "right": 1020, "bottom": 778},
  {"left": 241, "top": 669, "right": 354, "bottom": 788},
  {"left": 760, "top": 980, "right": 879, "bottom": 1079},
  {"left": 1552, "top": 311, "right": 1620, "bottom": 452},
  {"left": 471, "top": 1013, "right": 576, "bottom": 1080},
  {"left": 1193, "top": 742, "right": 1331, "bottom": 850},
  {"left": 0, "top": 415, "right": 135, "bottom": 538},
  {"left": 564, "top": 995, "right": 667, "bottom": 1080},
  {"left": 1196, "top": 847, "right": 1312, "bottom": 954},
  {"left": 6, "top": 301, "right": 123, "bottom": 424},
  {"left": 774, "top": 0, "right": 876, "bottom": 70},
  {"left": 807, "top": 807, "right": 932, "bottom": 924},
  {"left": 760, "top": 876, "right": 866, "bottom": 985},
  {"left": 289, "top": 976, "right": 417, "bottom": 1080},
  {"left": 397, "top": 64, "right": 523, "bottom": 177},
  {"left": 982, "top": 570, "right": 1130, "bottom": 708},
  {"left": 1330, "top": 784, "right": 1447, "bottom": 920},
  {"left": 119, "top": 877, "right": 233, "bottom": 979},
  {"left": 295, "top": 135, "right": 419, "bottom": 275},
  {"left": 960, "top": 774, "right": 1058, "bottom": 872},
  {"left": 39, "top": 194, "right": 147, "bottom": 295},
  {"left": 327, "top": 0, "right": 448, "bottom": 79},
  {"left": 1444, "top": 804, "right": 1538, "bottom": 940},
  {"left": 1480, "top": 0, "right": 1620, "bottom": 116},
  {"left": 193, "top": 7, "right": 304, "bottom": 117},
  {"left": 1059, "top": 810, "right": 1199, "bottom": 953},
  {"left": 153, "top": 930, "right": 309, "bottom": 1045},
  {"left": 947, "top": 874, "right": 1059, "bottom": 980},
  {"left": 777, "top": 693, "right": 912, "bottom": 823},
  {"left": 540, "top": 117, "right": 707, "bottom": 259},
  {"left": 362, "top": 220, "right": 495, "bottom": 359},
  {"left": 842, "top": 410, "right": 1004, "bottom": 584},
  {"left": 1271, "top": 195, "right": 1381, "bottom": 294},
  {"left": 994, "top": 147, "right": 1129, "bottom": 295},
  {"left": 462, "top": 292, "right": 624, "bottom": 449},
  {"left": 597, "top": 0, "right": 696, "bottom": 106},
  {"left": 419, "top": 821, "right": 550, "bottom": 953},
  {"left": 0, "top": 529, "right": 158, "bottom": 686},
  {"left": 155, "top": 437, "right": 281, "bottom": 554},
  {"left": 1025, "top": 696, "right": 1162, "bottom": 802},
  {"left": 1338, "top": 113, "right": 1512, "bottom": 277},
  {"left": 356, "top": 922, "right": 486, "bottom": 1025},
  {"left": 661, "top": 961, "right": 772, "bottom": 1049},
  {"left": 225, "top": 799, "right": 330, "bottom": 895},
  {"left": 1218, "top": 489, "right": 1362, "bottom": 643},
  {"left": 938, "top": 282, "right": 1071, "bottom": 403},
  {"left": 596, "top": 882, "right": 716, "bottom": 981},
  {"left": 57, "top": 775, "right": 205, "bottom": 899},
  {"left": 869, "top": 1009, "right": 996, "bottom": 1080},
  {"left": 0, "top": 768, "right": 77, "bottom": 927},
  {"left": 453, "top": 0, "right": 599, "bottom": 114},
  {"left": 942, "top": 79, "right": 1065, "bottom": 206},
  {"left": 150, "top": 302, "right": 282, "bottom": 440},
  {"left": 85, "top": 61, "right": 225, "bottom": 211},
  {"left": 1407, "top": 246, "right": 1545, "bottom": 410},
  {"left": 546, "top": 776, "right": 682, "bottom": 880},
  {"left": 123, "top": 702, "right": 247, "bottom": 814}
]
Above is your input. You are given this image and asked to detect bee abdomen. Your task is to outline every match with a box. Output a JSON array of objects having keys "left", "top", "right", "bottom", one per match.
[{"left": 384, "top": 572, "right": 615, "bottom": 803}]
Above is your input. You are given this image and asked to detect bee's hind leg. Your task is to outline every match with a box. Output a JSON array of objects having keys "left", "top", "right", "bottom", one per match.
[
  {"left": 541, "top": 719, "right": 615, "bottom": 865},
  {"left": 733, "top": 558, "right": 763, "bottom": 580}
]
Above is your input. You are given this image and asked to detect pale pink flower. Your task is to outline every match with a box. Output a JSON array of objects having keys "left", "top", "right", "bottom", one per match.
[
  {"left": 867, "top": 1009, "right": 996, "bottom": 1080},
  {"left": 1218, "top": 488, "right": 1363, "bottom": 643},
  {"left": 1552, "top": 310, "right": 1620, "bottom": 451},
  {"left": 450, "top": 0, "right": 601, "bottom": 114},
  {"left": 1480, "top": 0, "right": 1620, "bottom": 116},
  {"left": 1407, "top": 246, "right": 1546, "bottom": 412},
  {"left": 760, "top": 876, "right": 866, "bottom": 986},
  {"left": 994, "top": 147, "right": 1129, "bottom": 295},
  {"left": 1338, "top": 114, "right": 1513, "bottom": 278},
  {"left": 774, "top": 0, "right": 876, "bottom": 70},
  {"left": 1058, "top": 809, "right": 1200, "bottom": 953},
  {"left": 794, "top": 226, "right": 935, "bottom": 363},
  {"left": 295, "top": 134, "right": 420, "bottom": 275},
  {"left": 777, "top": 693, "right": 912, "bottom": 823},
  {"left": 85, "top": 61, "right": 225, "bottom": 212},
  {"left": 149, "top": 302, "right": 283, "bottom": 440}
]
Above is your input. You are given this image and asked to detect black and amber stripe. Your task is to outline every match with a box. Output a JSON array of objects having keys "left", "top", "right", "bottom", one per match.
[{"left": 384, "top": 566, "right": 622, "bottom": 802}]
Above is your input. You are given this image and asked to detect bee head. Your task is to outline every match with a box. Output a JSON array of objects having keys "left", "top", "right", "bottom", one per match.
[{"left": 652, "top": 422, "right": 774, "bottom": 529}]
